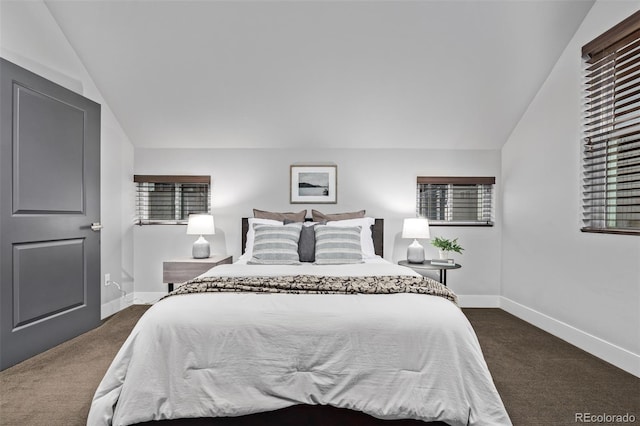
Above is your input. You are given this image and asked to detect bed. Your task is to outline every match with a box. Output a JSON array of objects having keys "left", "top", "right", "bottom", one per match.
[{"left": 87, "top": 217, "right": 511, "bottom": 426}]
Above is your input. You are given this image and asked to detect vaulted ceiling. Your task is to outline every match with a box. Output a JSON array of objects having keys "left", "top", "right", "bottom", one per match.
[{"left": 45, "top": 0, "right": 594, "bottom": 150}]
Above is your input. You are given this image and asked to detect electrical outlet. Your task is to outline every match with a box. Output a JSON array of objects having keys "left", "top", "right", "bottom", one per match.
[{"left": 104, "top": 273, "right": 111, "bottom": 286}]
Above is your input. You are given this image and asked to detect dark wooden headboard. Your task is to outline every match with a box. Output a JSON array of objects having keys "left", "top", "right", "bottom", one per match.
[{"left": 242, "top": 218, "right": 384, "bottom": 257}]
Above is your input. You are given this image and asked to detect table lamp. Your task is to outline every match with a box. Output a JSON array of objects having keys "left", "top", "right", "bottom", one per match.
[
  {"left": 186, "top": 214, "right": 215, "bottom": 259},
  {"left": 402, "top": 218, "right": 430, "bottom": 263}
]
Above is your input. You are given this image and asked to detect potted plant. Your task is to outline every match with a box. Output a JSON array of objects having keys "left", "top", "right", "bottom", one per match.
[{"left": 431, "top": 236, "right": 464, "bottom": 260}]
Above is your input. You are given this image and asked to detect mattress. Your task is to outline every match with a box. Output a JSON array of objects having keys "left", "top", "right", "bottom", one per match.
[{"left": 87, "top": 259, "right": 511, "bottom": 426}]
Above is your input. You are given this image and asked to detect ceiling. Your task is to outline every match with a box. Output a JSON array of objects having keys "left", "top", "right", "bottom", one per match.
[{"left": 44, "top": 0, "right": 594, "bottom": 150}]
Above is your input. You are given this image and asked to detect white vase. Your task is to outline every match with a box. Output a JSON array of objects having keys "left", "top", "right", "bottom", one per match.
[{"left": 439, "top": 250, "right": 450, "bottom": 260}]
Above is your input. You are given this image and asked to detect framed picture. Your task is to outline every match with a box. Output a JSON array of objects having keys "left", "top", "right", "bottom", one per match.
[{"left": 290, "top": 165, "right": 337, "bottom": 204}]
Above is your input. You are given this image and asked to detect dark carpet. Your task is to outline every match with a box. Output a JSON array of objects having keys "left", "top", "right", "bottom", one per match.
[{"left": 0, "top": 306, "right": 637, "bottom": 426}]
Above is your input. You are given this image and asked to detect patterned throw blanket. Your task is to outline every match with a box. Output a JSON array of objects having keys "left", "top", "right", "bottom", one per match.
[{"left": 165, "top": 275, "right": 458, "bottom": 305}]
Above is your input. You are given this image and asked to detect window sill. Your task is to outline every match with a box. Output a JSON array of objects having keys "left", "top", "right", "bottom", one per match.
[{"left": 581, "top": 228, "right": 639, "bottom": 236}]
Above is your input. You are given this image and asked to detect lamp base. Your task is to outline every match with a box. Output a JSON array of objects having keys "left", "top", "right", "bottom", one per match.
[
  {"left": 407, "top": 239, "right": 425, "bottom": 264},
  {"left": 192, "top": 235, "right": 210, "bottom": 259}
]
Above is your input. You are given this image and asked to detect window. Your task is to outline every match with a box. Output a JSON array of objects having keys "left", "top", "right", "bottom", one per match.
[
  {"left": 582, "top": 11, "right": 640, "bottom": 235},
  {"left": 134, "top": 175, "right": 210, "bottom": 225},
  {"left": 416, "top": 177, "right": 495, "bottom": 226}
]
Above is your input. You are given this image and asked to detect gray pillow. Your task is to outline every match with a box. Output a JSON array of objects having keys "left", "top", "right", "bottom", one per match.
[
  {"left": 248, "top": 223, "right": 302, "bottom": 265},
  {"left": 296, "top": 226, "right": 314, "bottom": 262},
  {"left": 314, "top": 225, "right": 363, "bottom": 265},
  {"left": 253, "top": 208, "right": 307, "bottom": 222},
  {"left": 311, "top": 209, "right": 366, "bottom": 222},
  {"left": 284, "top": 220, "right": 326, "bottom": 262}
]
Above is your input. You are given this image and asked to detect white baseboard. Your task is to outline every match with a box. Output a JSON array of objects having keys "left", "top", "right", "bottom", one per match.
[
  {"left": 500, "top": 297, "right": 640, "bottom": 378},
  {"left": 101, "top": 294, "right": 133, "bottom": 319},
  {"left": 457, "top": 295, "right": 501, "bottom": 308},
  {"left": 131, "top": 292, "right": 165, "bottom": 305}
]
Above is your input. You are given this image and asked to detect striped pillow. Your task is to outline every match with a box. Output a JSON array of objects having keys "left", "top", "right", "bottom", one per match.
[
  {"left": 314, "top": 225, "right": 363, "bottom": 265},
  {"left": 248, "top": 223, "right": 302, "bottom": 265}
]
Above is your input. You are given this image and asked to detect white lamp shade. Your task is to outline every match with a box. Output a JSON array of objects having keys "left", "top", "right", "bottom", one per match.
[
  {"left": 402, "top": 218, "right": 430, "bottom": 239},
  {"left": 186, "top": 214, "right": 215, "bottom": 235}
]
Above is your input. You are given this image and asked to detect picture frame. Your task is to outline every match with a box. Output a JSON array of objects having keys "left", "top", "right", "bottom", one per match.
[{"left": 290, "top": 165, "right": 337, "bottom": 204}]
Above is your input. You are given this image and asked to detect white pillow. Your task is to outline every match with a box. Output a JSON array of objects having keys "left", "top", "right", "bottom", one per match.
[
  {"left": 248, "top": 223, "right": 303, "bottom": 265},
  {"left": 238, "top": 218, "right": 282, "bottom": 262},
  {"left": 325, "top": 217, "right": 377, "bottom": 259},
  {"left": 314, "top": 225, "right": 364, "bottom": 265}
]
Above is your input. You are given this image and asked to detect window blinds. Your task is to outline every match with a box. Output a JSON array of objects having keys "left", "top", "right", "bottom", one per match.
[
  {"left": 416, "top": 177, "right": 495, "bottom": 226},
  {"left": 134, "top": 175, "right": 211, "bottom": 225},
  {"left": 582, "top": 11, "right": 640, "bottom": 235}
]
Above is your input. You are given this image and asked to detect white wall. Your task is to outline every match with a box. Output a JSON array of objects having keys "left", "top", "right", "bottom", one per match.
[
  {"left": 0, "top": 0, "right": 136, "bottom": 318},
  {"left": 501, "top": 1, "right": 640, "bottom": 376},
  {"left": 134, "top": 148, "right": 502, "bottom": 306}
]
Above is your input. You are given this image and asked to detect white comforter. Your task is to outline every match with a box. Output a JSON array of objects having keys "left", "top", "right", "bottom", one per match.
[{"left": 87, "top": 260, "right": 511, "bottom": 426}]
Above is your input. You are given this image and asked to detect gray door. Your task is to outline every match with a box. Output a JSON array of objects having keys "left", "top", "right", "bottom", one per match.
[{"left": 0, "top": 58, "right": 101, "bottom": 370}]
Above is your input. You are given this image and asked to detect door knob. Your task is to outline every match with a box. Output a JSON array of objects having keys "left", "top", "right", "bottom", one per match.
[{"left": 90, "top": 222, "right": 103, "bottom": 231}]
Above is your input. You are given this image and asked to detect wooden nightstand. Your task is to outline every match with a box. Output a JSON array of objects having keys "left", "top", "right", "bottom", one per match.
[
  {"left": 398, "top": 259, "right": 461, "bottom": 286},
  {"left": 163, "top": 255, "right": 232, "bottom": 292}
]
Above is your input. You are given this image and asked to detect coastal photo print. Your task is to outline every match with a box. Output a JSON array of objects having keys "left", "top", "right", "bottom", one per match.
[{"left": 290, "top": 165, "right": 337, "bottom": 204}]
